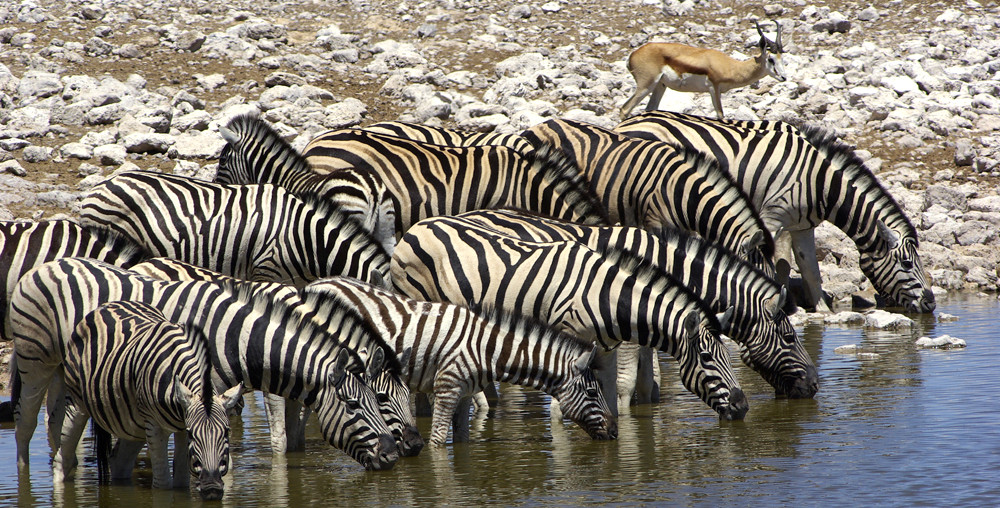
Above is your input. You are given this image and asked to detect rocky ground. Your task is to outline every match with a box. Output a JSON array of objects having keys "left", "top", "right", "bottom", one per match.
[{"left": 1, "top": 0, "right": 999, "bottom": 388}]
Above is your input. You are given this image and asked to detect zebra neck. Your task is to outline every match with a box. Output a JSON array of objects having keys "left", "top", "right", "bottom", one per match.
[{"left": 490, "top": 327, "right": 577, "bottom": 394}]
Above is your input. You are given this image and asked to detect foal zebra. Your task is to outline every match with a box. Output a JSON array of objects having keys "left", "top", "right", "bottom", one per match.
[
  {"left": 57, "top": 301, "right": 242, "bottom": 499},
  {"left": 129, "top": 257, "right": 423, "bottom": 457},
  {"left": 453, "top": 208, "right": 818, "bottom": 398},
  {"left": 304, "top": 277, "right": 617, "bottom": 445},
  {"left": 0, "top": 220, "right": 149, "bottom": 338},
  {"left": 521, "top": 118, "right": 775, "bottom": 275},
  {"left": 363, "top": 121, "right": 534, "bottom": 155},
  {"left": 217, "top": 114, "right": 397, "bottom": 254},
  {"left": 615, "top": 110, "right": 934, "bottom": 312},
  {"left": 392, "top": 215, "right": 748, "bottom": 420},
  {"left": 300, "top": 128, "right": 610, "bottom": 233},
  {"left": 9, "top": 257, "right": 398, "bottom": 471},
  {"left": 79, "top": 170, "right": 390, "bottom": 288}
]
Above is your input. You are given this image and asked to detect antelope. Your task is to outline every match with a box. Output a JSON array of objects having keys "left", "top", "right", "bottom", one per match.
[{"left": 620, "top": 21, "right": 786, "bottom": 120}]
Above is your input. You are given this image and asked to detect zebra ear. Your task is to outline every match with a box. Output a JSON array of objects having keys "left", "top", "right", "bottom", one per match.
[
  {"left": 766, "top": 287, "right": 788, "bottom": 321},
  {"left": 398, "top": 347, "right": 412, "bottom": 368},
  {"left": 173, "top": 376, "right": 197, "bottom": 410},
  {"left": 218, "top": 124, "right": 240, "bottom": 145},
  {"left": 218, "top": 383, "right": 244, "bottom": 411},
  {"left": 329, "top": 349, "right": 350, "bottom": 389},
  {"left": 875, "top": 219, "right": 900, "bottom": 252},
  {"left": 574, "top": 344, "right": 598, "bottom": 374},
  {"left": 742, "top": 230, "right": 764, "bottom": 254},
  {"left": 682, "top": 311, "right": 701, "bottom": 340},
  {"left": 365, "top": 347, "right": 385, "bottom": 380},
  {"left": 716, "top": 307, "right": 734, "bottom": 333}
]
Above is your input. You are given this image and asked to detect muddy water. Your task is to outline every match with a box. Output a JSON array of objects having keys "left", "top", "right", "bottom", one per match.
[{"left": 2, "top": 292, "right": 998, "bottom": 506}]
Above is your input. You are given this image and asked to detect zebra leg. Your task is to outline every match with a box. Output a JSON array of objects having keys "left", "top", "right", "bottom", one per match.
[
  {"left": 263, "top": 393, "right": 288, "bottom": 453},
  {"left": 594, "top": 348, "right": 619, "bottom": 417},
  {"left": 284, "top": 399, "right": 308, "bottom": 452},
  {"left": 451, "top": 397, "right": 473, "bottom": 444},
  {"left": 429, "top": 388, "right": 461, "bottom": 446},
  {"left": 471, "top": 392, "right": 490, "bottom": 417},
  {"left": 110, "top": 439, "right": 144, "bottom": 480},
  {"left": 45, "top": 372, "right": 67, "bottom": 458},
  {"left": 14, "top": 373, "right": 49, "bottom": 468},
  {"left": 172, "top": 431, "right": 190, "bottom": 489},
  {"left": 634, "top": 346, "right": 658, "bottom": 404},
  {"left": 414, "top": 392, "right": 433, "bottom": 418},
  {"left": 789, "top": 228, "right": 832, "bottom": 312},
  {"left": 52, "top": 399, "right": 89, "bottom": 482},
  {"left": 145, "top": 424, "right": 173, "bottom": 489},
  {"left": 615, "top": 342, "right": 639, "bottom": 411}
]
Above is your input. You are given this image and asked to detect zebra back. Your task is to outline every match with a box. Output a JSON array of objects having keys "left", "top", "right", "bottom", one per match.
[
  {"left": 9, "top": 257, "right": 398, "bottom": 470},
  {"left": 63, "top": 300, "right": 241, "bottom": 496},
  {"left": 303, "top": 276, "right": 617, "bottom": 444},
  {"left": 521, "top": 118, "right": 775, "bottom": 274},
  {"left": 364, "top": 121, "right": 534, "bottom": 155},
  {"left": 0, "top": 220, "right": 150, "bottom": 337},
  {"left": 218, "top": 114, "right": 397, "bottom": 255},
  {"left": 301, "top": 128, "right": 610, "bottom": 232},
  {"left": 79, "top": 170, "right": 390, "bottom": 288},
  {"left": 391, "top": 216, "right": 747, "bottom": 419}
]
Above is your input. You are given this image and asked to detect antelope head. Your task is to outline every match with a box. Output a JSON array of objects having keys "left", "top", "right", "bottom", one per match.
[{"left": 755, "top": 20, "right": 787, "bottom": 82}]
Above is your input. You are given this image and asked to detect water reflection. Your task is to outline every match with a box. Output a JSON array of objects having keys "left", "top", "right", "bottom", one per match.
[{"left": 1, "top": 293, "right": 998, "bottom": 506}]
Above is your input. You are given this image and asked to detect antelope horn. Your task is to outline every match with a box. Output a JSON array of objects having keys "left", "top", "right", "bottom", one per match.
[{"left": 775, "top": 21, "right": 783, "bottom": 50}]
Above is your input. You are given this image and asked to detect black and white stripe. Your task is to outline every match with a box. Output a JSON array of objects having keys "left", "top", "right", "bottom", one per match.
[
  {"left": 300, "top": 128, "right": 610, "bottom": 234},
  {"left": 9, "top": 257, "right": 398, "bottom": 471},
  {"left": 130, "top": 257, "right": 424, "bottom": 457},
  {"left": 364, "top": 121, "right": 534, "bottom": 155},
  {"left": 303, "top": 277, "right": 617, "bottom": 445},
  {"left": 56, "top": 301, "right": 241, "bottom": 499},
  {"left": 615, "top": 110, "right": 934, "bottom": 312},
  {"left": 453, "top": 208, "right": 819, "bottom": 398},
  {"left": 521, "top": 118, "right": 776, "bottom": 275},
  {"left": 79, "top": 170, "right": 390, "bottom": 288},
  {"left": 391, "top": 215, "right": 748, "bottom": 420},
  {"left": 217, "top": 114, "right": 398, "bottom": 254}
]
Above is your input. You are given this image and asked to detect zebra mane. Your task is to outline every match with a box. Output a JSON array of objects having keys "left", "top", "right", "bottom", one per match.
[
  {"left": 651, "top": 224, "right": 797, "bottom": 316},
  {"left": 526, "top": 142, "right": 611, "bottom": 226},
  {"left": 674, "top": 146, "right": 776, "bottom": 259},
  {"left": 466, "top": 302, "right": 594, "bottom": 352},
  {"left": 797, "top": 124, "right": 918, "bottom": 241},
  {"left": 79, "top": 222, "right": 153, "bottom": 267},
  {"left": 585, "top": 241, "right": 723, "bottom": 333},
  {"left": 221, "top": 113, "right": 315, "bottom": 176},
  {"left": 295, "top": 287, "right": 404, "bottom": 376},
  {"left": 209, "top": 276, "right": 369, "bottom": 371},
  {"left": 293, "top": 190, "right": 387, "bottom": 255}
]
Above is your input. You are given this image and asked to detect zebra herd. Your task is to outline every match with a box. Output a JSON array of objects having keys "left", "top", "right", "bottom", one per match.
[{"left": 0, "top": 108, "right": 933, "bottom": 499}]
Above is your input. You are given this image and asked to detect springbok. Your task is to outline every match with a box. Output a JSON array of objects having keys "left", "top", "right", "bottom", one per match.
[{"left": 620, "top": 21, "right": 786, "bottom": 120}]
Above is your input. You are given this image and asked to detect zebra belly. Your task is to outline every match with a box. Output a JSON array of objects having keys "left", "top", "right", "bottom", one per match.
[{"left": 658, "top": 67, "right": 713, "bottom": 93}]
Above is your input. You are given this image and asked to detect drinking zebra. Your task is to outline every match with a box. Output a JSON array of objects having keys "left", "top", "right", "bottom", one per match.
[
  {"left": 452, "top": 208, "right": 819, "bottom": 399},
  {"left": 521, "top": 117, "right": 776, "bottom": 275},
  {"left": 363, "top": 120, "right": 534, "bottom": 155},
  {"left": 129, "top": 257, "right": 424, "bottom": 457},
  {"left": 0, "top": 220, "right": 149, "bottom": 339},
  {"left": 9, "top": 257, "right": 398, "bottom": 471},
  {"left": 56, "top": 301, "right": 242, "bottom": 499},
  {"left": 79, "top": 170, "right": 390, "bottom": 288},
  {"left": 300, "top": 128, "right": 610, "bottom": 234},
  {"left": 391, "top": 215, "right": 748, "bottom": 420},
  {"left": 217, "top": 114, "right": 397, "bottom": 254},
  {"left": 615, "top": 110, "right": 934, "bottom": 312},
  {"left": 303, "top": 276, "right": 617, "bottom": 445}
]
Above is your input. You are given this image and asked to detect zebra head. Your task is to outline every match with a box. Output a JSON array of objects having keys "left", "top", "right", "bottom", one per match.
[
  {"left": 860, "top": 220, "right": 935, "bottom": 313},
  {"left": 364, "top": 346, "right": 424, "bottom": 457},
  {"left": 550, "top": 344, "right": 618, "bottom": 440},
  {"left": 741, "top": 286, "right": 819, "bottom": 399},
  {"left": 174, "top": 378, "right": 243, "bottom": 501},
  {"left": 315, "top": 348, "right": 399, "bottom": 471},
  {"left": 678, "top": 309, "right": 749, "bottom": 420}
]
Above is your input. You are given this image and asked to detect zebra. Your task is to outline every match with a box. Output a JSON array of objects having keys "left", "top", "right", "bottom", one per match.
[
  {"left": 0, "top": 220, "right": 150, "bottom": 339},
  {"left": 9, "top": 257, "right": 398, "bottom": 471},
  {"left": 129, "top": 256, "right": 424, "bottom": 457},
  {"left": 452, "top": 208, "right": 819, "bottom": 399},
  {"left": 56, "top": 301, "right": 243, "bottom": 499},
  {"left": 217, "top": 114, "right": 397, "bottom": 254},
  {"left": 363, "top": 120, "right": 534, "bottom": 155},
  {"left": 615, "top": 110, "right": 934, "bottom": 312},
  {"left": 300, "top": 128, "right": 610, "bottom": 234},
  {"left": 79, "top": 170, "right": 390, "bottom": 288},
  {"left": 303, "top": 276, "right": 618, "bottom": 445},
  {"left": 520, "top": 117, "right": 776, "bottom": 275},
  {"left": 391, "top": 215, "right": 749, "bottom": 420}
]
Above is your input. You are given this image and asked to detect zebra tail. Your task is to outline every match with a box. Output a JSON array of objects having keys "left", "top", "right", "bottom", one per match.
[{"left": 94, "top": 422, "right": 113, "bottom": 484}]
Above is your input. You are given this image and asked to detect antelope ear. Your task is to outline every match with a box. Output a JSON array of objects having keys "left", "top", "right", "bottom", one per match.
[
  {"left": 219, "top": 383, "right": 244, "bottom": 411},
  {"left": 574, "top": 344, "right": 598, "bottom": 374},
  {"left": 682, "top": 311, "right": 701, "bottom": 340},
  {"left": 875, "top": 219, "right": 900, "bottom": 252},
  {"left": 174, "top": 376, "right": 196, "bottom": 410},
  {"left": 365, "top": 347, "right": 385, "bottom": 380},
  {"left": 716, "top": 307, "right": 734, "bottom": 333},
  {"left": 329, "top": 349, "right": 350, "bottom": 389}
]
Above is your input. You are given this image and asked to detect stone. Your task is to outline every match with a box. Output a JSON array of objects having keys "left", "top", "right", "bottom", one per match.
[
  {"left": 172, "top": 110, "right": 213, "bottom": 132},
  {"left": 17, "top": 71, "right": 63, "bottom": 100},
  {"left": 922, "top": 184, "right": 968, "bottom": 212},
  {"left": 93, "top": 144, "right": 127, "bottom": 165},
  {"left": 540, "top": 2, "right": 562, "bottom": 13},
  {"left": 22, "top": 146, "right": 53, "bottom": 163},
  {"left": 123, "top": 133, "right": 174, "bottom": 154},
  {"left": 813, "top": 12, "right": 851, "bottom": 33},
  {"left": 0, "top": 160, "right": 27, "bottom": 177},
  {"left": 825, "top": 312, "right": 866, "bottom": 325},
  {"left": 863, "top": 310, "right": 914, "bottom": 329},
  {"left": 168, "top": 132, "right": 226, "bottom": 159},
  {"left": 858, "top": 7, "right": 879, "bottom": 21},
  {"left": 509, "top": 6, "right": 532, "bottom": 19},
  {"left": 954, "top": 139, "right": 975, "bottom": 166},
  {"left": 915, "top": 335, "right": 966, "bottom": 349},
  {"left": 60, "top": 143, "right": 93, "bottom": 160}
]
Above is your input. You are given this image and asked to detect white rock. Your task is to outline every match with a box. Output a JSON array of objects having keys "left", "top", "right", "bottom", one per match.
[
  {"left": 168, "top": 132, "right": 226, "bottom": 159},
  {"left": 0, "top": 160, "right": 27, "bottom": 176},
  {"left": 834, "top": 344, "right": 859, "bottom": 354},
  {"left": 882, "top": 75, "right": 921, "bottom": 95},
  {"left": 122, "top": 133, "right": 174, "bottom": 154},
  {"left": 825, "top": 312, "right": 866, "bottom": 325},
  {"left": 16, "top": 71, "right": 62, "bottom": 100},
  {"left": 863, "top": 309, "right": 914, "bottom": 329},
  {"left": 915, "top": 335, "right": 967, "bottom": 349},
  {"left": 93, "top": 144, "right": 127, "bottom": 165},
  {"left": 60, "top": 143, "right": 93, "bottom": 160},
  {"left": 935, "top": 9, "right": 963, "bottom": 23},
  {"left": 858, "top": 7, "right": 879, "bottom": 21},
  {"left": 540, "top": 2, "right": 561, "bottom": 13}
]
